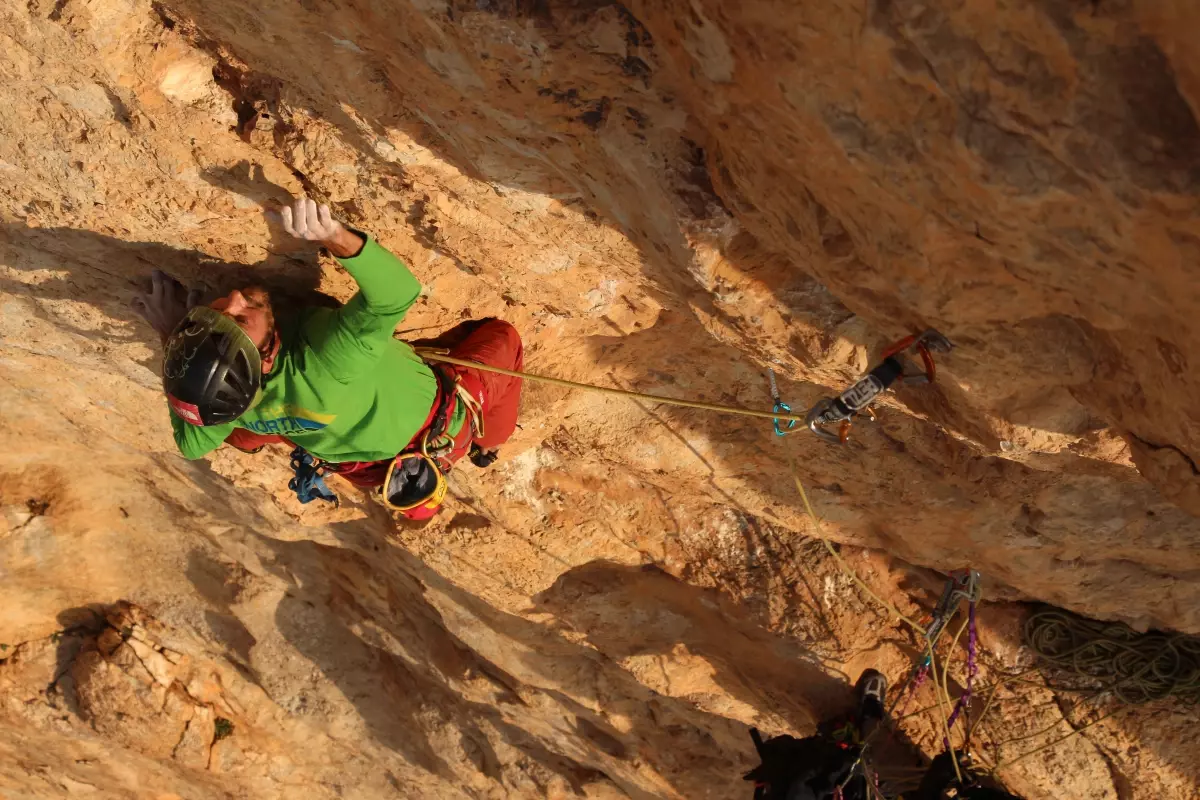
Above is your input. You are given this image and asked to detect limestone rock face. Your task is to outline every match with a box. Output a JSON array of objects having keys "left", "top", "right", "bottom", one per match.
[{"left": 1, "top": 0, "right": 1199, "bottom": 798}]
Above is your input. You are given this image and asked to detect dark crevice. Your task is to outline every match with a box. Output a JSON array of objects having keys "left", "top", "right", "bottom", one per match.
[
  {"left": 286, "top": 166, "right": 321, "bottom": 201},
  {"left": 48, "top": 0, "right": 70, "bottom": 22},
  {"left": 152, "top": 3, "right": 285, "bottom": 144},
  {"left": 1128, "top": 431, "right": 1200, "bottom": 475},
  {"left": 1097, "top": 748, "right": 1135, "bottom": 800},
  {"left": 7, "top": 498, "right": 50, "bottom": 534},
  {"left": 170, "top": 717, "right": 193, "bottom": 760},
  {"left": 101, "top": 86, "right": 135, "bottom": 129}
]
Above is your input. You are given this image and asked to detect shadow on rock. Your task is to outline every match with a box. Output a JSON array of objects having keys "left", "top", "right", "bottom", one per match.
[
  {"left": 314, "top": 519, "right": 768, "bottom": 799},
  {"left": 267, "top": 537, "right": 461, "bottom": 780},
  {"left": 256, "top": 529, "right": 639, "bottom": 794},
  {"left": 532, "top": 559, "right": 847, "bottom": 724},
  {"left": 0, "top": 220, "right": 330, "bottom": 365},
  {"left": 184, "top": 550, "right": 259, "bottom": 669},
  {"left": 50, "top": 604, "right": 111, "bottom": 718}
]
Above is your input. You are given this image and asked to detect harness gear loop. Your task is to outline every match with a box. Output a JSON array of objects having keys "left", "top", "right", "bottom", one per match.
[
  {"left": 288, "top": 447, "right": 339, "bottom": 506},
  {"left": 805, "top": 328, "right": 953, "bottom": 444},
  {"left": 454, "top": 380, "right": 485, "bottom": 440},
  {"left": 895, "top": 569, "right": 981, "bottom": 722},
  {"left": 766, "top": 369, "right": 797, "bottom": 437}
]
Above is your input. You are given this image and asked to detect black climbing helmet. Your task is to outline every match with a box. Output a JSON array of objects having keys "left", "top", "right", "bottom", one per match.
[{"left": 163, "top": 306, "right": 263, "bottom": 426}]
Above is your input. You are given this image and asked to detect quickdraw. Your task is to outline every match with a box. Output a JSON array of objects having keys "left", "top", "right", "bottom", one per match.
[
  {"left": 767, "top": 368, "right": 797, "bottom": 437},
  {"left": 415, "top": 368, "right": 486, "bottom": 473},
  {"left": 896, "top": 569, "right": 981, "bottom": 718},
  {"left": 804, "top": 329, "right": 953, "bottom": 444},
  {"left": 411, "top": 365, "right": 468, "bottom": 473},
  {"left": 924, "top": 568, "right": 982, "bottom": 665}
]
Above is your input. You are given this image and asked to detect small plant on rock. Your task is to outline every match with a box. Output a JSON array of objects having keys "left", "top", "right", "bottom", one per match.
[{"left": 213, "top": 717, "right": 234, "bottom": 742}]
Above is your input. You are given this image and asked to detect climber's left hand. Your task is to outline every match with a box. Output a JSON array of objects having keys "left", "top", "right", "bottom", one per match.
[{"left": 132, "top": 269, "right": 204, "bottom": 343}]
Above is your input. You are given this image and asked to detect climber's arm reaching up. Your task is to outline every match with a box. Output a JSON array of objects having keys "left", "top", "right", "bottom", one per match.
[{"left": 281, "top": 198, "right": 422, "bottom": 380}]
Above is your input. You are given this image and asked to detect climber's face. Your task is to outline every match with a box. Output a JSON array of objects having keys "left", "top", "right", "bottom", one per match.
[{"left": 209, "top": 287, "right": 279, "bottom": 371}]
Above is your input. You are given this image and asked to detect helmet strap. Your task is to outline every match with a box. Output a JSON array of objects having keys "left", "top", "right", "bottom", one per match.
[{"left": 259, "top": 328, "right": 281, "bottom": 372}]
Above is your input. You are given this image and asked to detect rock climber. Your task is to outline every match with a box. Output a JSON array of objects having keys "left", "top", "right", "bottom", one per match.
[
  {"left": 909, "top": 751, "right": 1024, "bottom": 800},
  {"left": 744, "top": 669, "right": 887, "bottom": 800},
  {"left": 133, "top": 196, "right": 523, "bottom": 519},
  {"left": 743, "top": 669, "right": 1024, "bottom": 800}
]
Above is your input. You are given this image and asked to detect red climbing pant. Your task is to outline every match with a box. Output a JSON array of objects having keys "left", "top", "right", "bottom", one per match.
[
  {"left": 223, "top": 427, "right": 286, "bottom": 453},
  {"left": 439, "top": 317, "right": 524, "bottom": 452}
]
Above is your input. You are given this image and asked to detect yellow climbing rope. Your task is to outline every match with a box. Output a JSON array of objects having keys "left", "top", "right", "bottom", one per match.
[
  {"left": 415, "top": 349, "right": 812, "bottom": 424},
  {"left": 988, "top": 705, "right": 1129, "bottom": 773},
  {"left": 1024, "top": 607, "right": 1200, "bottom": 704},
  {"left": 789, "top": 463, "right": 923, "bottom": 633},
  {"left": 419, "top": 342, "right": 1150, "bottom": 783},
  {"left": 789, "top": 459, "right": 966, "bottom": 783}
]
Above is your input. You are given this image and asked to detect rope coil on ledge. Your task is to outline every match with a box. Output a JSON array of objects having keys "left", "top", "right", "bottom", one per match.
[{"left": 1024, "top": 607, "right": 1200, "bottom": 704}]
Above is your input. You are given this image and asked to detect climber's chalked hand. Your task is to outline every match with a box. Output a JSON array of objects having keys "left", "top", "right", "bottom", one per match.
[
  {"left": 132, "top": 269, "right": 204, "bottom": 343},
  {"left": 278, "top": 196, "right": 364, "bottom": 258},
  {"left": 280, "top": 196, "right": 343, "bottom": 242}
]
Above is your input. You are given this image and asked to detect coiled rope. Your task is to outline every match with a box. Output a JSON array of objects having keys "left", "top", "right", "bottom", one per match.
[{"left": 1024, "top": 607, "right": 1200, "bottom": 704}]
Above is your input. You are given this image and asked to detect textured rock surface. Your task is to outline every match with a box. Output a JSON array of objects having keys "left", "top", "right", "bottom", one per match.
[{"left": 2, "top": 0, "right": 1200, "bottom": 797}]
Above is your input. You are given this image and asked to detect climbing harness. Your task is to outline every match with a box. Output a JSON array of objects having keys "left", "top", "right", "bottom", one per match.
[
  {"left": 804, "top": 329, "right": 953, "bottom": 444},
  {"left": 419, "top": 364, "right": 465, "bottom": 472},
  {"left": 288, "top": 447, "right": 338, "bottom": 506},
  {"left": 1024, "top": 606, "right": 1200, "bottom": 704},
  {"left": 924, "top": 569, "right": 982, "bottom": 668},
  {"left": 767, "top": 368, "right": 797, "bottom": 436}
]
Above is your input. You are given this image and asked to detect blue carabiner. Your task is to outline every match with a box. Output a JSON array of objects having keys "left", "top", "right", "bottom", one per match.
[
  {"left": 773, "top": 400, "right": 797, "bottom": 437},
  {"left": 767, "top": 369, "right": 798, "bottom": 436}
]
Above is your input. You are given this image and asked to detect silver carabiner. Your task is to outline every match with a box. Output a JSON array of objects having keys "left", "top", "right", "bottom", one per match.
[{"left": 805, "top": 398, "right": 847, "bottom": 444}]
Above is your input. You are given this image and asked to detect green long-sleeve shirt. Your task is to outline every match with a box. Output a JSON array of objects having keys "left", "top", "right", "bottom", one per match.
[{"left": 170, "top": 235, "right": 453, "bottom": 463}]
